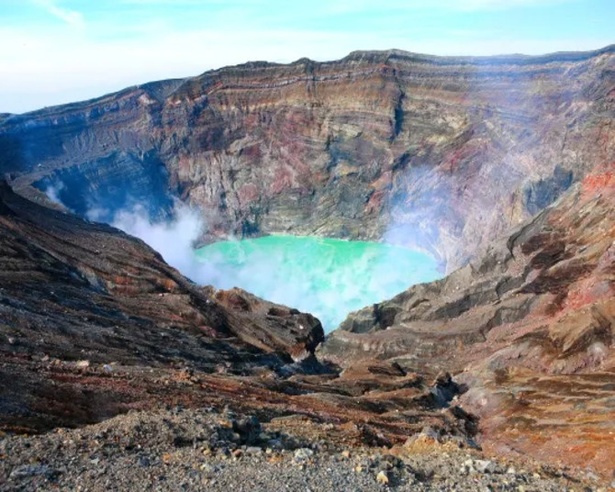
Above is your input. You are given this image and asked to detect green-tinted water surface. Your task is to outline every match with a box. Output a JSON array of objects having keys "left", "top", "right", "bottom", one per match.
[{"left": 196, "top": 235, "right": 441, "bottom": 332}]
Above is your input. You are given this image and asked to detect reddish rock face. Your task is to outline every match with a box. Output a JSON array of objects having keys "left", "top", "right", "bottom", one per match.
[
  {"left": 1, "top": 47, "right": 613, "bottom": 270},
  {"left": 321, "top": 163, "right": 615, "bottom": 477}
]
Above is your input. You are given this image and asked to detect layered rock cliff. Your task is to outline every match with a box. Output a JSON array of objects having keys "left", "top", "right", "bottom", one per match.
[{"left": 1, "top": 46, "right": 613, "bottom": 270}]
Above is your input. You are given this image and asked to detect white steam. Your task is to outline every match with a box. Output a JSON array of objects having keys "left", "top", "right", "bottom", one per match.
[
  {"left": 44, "top": 182, "right": 67, "bottom": 207},
  {"left": 110, "top": 204, "right": 216, "bottom": 285},
  {"left": 41, "top": 182, "right": 218, "bottom": 286},
  {"left": 42, "top": 187, "right": 441, "bottom": 331}
]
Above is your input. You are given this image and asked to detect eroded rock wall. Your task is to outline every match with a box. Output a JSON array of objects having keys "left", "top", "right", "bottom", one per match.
[{"left": 1, "top": 47, "right": 613, "bottom": 270}]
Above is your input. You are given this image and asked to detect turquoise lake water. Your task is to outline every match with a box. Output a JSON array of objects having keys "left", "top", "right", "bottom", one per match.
[{"left": 195, "top": 235, "right": 441, "bottom": 332}]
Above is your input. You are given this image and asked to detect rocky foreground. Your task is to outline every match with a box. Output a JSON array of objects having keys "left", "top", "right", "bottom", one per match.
[{"left": 0, "top": 407, "right": 604, "bottom": 491}]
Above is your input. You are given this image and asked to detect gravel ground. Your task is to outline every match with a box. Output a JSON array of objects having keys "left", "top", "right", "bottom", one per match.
[{"left": 0, "top": 408, "right": 608, "bottom": 491}]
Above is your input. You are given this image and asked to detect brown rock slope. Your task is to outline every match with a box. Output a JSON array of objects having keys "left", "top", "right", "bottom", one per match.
[
  {"left": 1, "top": 46, "right": 614, "bottom": 270},
  {"left": 0, "top": 180, "right": 475, "bottom": 449},
  {"left": 321, "top": 163, "right": 615, "bottom": 477}
]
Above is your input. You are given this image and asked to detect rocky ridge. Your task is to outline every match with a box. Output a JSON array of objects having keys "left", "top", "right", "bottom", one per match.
[
  {"left": 0, "top": 179, "right": 324, "bottom": 431},
  {"left": 321, "top": 163, "right": 615, "bottom": 478}
]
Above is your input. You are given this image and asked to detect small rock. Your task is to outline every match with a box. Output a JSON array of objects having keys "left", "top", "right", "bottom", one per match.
[
  {"left": 376, "top": 470, "right": 390, "bottom": 485},
  {"left": 245, "top": 446, "right": 262, "bottom": 455},
  {"left": 341, "top": 450, "right": 351, "bottom": 459},
  {"left": 138, "top": 456, "right": 151, "bottom": 468},
  {"left": 266, "top": 439, "right": 283, "bottom": 450},
  {"left": 293, "top": 448, "right": 314, "bottom": 463},
  {"left": 355, "top": 465, "right": 364, "bottom": 473},
  {"left": 506, "top": 467, "right": 516, "bottom": 475},
  {"left": 267, "top": 454, "right": 284, "bottom": 465},
  {"left": 102, "top": 364, "right": 113, "bottom": 373},
  {"left": 462, "top": 459, "right": 475, "bottom": 474},
  {"left": 232, "top": 415, "right": 261, "bottom": 445},
  {"left": 379, "top": 454, "right": 403, "bottom": 470},
  {"left": 585, "top": 471, "right": 599, "bottom": 482},
  {"left": 75, "top": 360, "right": 90, "bottom": 369},
  {"left": 231, "top": 449, "right": 243, "bottom": 459},
  {"left": 10, "top": 464, "right": 58, "bottom": 479},
  {"left": 474, "top": 459, "right": 497, "bottom": 474}
]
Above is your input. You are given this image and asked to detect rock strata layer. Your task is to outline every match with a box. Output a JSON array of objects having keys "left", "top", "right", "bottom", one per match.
[{"left": 1, "top": 46, "right": 613, "bottom": 269}]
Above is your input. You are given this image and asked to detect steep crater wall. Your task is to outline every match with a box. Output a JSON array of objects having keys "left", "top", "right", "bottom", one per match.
[{"left": 0, "top": 46, "right": 613, "bottom": 271}]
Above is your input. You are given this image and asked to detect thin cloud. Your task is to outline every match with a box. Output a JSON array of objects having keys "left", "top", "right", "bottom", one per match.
[
  {"left": 2, "top": 0, "right": 611, "bottom": 113},
  {"left": 32, "top": 0, "right": 85, "bottom": 28},
  {"left": 0, "top": 21, "right": 610, "bottom": 113}
]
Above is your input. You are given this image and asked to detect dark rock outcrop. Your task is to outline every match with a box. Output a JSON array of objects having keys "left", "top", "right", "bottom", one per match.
[{"left": 1, "top": 46, "right": 613, "bottom": 270}]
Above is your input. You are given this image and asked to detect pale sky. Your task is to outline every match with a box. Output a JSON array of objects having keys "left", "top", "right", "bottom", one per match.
[{"left": 0, "top": 0, "right": 613, "bottom": 114}]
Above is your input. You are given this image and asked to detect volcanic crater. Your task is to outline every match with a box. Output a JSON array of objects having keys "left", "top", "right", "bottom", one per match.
[{"left": 0, "top": 45, "right": 614, "bottom": 488}]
